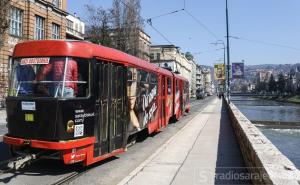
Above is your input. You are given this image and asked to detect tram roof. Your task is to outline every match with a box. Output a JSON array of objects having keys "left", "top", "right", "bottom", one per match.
[
  {"left": 174, "top": 73, "right": 189, "bottom": 82},
  {"left": 13, "top": 40, "right": 174, "bottom": 76}
]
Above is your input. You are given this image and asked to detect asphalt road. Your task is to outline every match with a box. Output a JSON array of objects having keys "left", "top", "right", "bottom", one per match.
[{"left": 0, "top": 96, "right": 215, "bottom": 185}]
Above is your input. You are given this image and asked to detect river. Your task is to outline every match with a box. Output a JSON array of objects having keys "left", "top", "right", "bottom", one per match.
[{"left": 231, "top": 96, "right": 300, "bottom": 169}]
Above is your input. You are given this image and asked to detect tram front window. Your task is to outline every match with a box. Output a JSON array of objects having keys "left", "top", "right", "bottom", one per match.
[{"left": 9, "top": 57, "right": 90, "bottom": 98}]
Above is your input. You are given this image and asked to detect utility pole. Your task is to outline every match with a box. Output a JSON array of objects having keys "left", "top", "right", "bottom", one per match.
[
  {"left": 226, "top": 0, "right": 231, "bottom": 103},
  {"left": 210, "top": 40, "right": 226, "bottom": 94}
]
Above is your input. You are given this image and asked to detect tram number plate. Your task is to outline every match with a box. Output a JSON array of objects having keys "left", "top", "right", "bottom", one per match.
[
  {"left": 21, "top": 101, "right": 36, "bottom": 111},
  {"left": 74, "top": 124, "right": 84, "bottom": 137}
]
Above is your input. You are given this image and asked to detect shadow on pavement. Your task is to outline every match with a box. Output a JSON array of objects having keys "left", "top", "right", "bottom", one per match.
[
  {"left": 214, "top": 100, "right": 252, "bottom": 184},
  {"left": 0, "top": 150, "right": 118, "bottom": 184},
  {"left": 0, "top": 141, "right": 10, "bottom": 161}
]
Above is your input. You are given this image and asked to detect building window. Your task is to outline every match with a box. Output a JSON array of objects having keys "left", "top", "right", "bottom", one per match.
[
  {"left": 66, "top": 19, "right": 73, "bottom": 32},
  {"left": 52, "top": 23, "right": 60, "bottom": 39},
  {"left": 35, "top": 16, "right": 45, "bottom": 40},
  {"left": 79, "top": 25, "right": 83, "bottom": 33},
  {"left": 10, "top": 7, "right": 23, "bottom": 37},
  {"left": 75, "top": 23, "right": 78, "bottom": 32},
  {"left": 150, "top": 53, "right": 154, "bottom": 60},
  {"left": 156, "top": 53, "right": 160, "bottom": 60},
  {"left": 52, "top": 0, "right": 61, "bottom": 8}
]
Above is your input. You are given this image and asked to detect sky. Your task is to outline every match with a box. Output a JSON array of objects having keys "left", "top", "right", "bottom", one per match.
[{"left": 67, "top": 0, "right": 300, "bottom": 66}]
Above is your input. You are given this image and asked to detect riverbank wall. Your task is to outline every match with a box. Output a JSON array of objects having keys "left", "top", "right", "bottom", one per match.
[
  {"left": 225, "top": 98, "right": 300, "bottom": 185},
  {"left": 255, "top": 95, "right": 300, "bottom": 104}
]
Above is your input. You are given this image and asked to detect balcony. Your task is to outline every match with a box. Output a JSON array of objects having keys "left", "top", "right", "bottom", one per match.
[{"left": 66, "top": 27, "right": 84, "bottom": 40}]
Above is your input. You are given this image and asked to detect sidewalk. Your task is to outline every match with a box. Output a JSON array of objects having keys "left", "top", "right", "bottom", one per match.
[{"left": 118, "top": 97, "right": 251, "bottom": 185}]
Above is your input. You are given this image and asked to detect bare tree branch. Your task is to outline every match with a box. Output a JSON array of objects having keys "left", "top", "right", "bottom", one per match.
[
  {"left": 85, "top": 4, "right": 113, "bottom": 47},
  {"left": 0, "top": 0, "right": 11, "bottom": 47},
  {"left": 85, "top": 0, "right": 144, "bottom": 58}
]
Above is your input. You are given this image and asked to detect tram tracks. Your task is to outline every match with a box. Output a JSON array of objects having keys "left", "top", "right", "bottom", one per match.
[{"left": 50, "top": 170, "right": 86, "bottom": 185}]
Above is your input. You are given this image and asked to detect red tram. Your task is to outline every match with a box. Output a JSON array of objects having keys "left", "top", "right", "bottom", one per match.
[{"left": 3, "top": 40, "right": 190, "bottom": 166}]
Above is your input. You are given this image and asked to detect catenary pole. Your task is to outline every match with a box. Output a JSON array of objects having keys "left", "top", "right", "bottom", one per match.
[{"left": 226, "top": 0, "right": 231, "bottom": 103}]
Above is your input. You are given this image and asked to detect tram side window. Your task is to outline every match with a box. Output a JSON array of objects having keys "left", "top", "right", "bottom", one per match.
[
  {"left": 167, "top": 78, "right": 171, "bottom": 95},
  {"left": 127, "top": 67, "right": 138, "bottom": 97},
  {"left": 76, "top": 58, "right": 90, "bottom": 97},
  {"left": 139, "top": 70, "right": 149, "bottom": 96},
  {"left": 149, "top": 73, "right": 157, "bottom": 94}
]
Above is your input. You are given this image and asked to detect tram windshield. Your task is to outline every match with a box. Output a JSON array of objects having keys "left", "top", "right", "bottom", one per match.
[{"left": 9, "top": 57, "right": 90, "bottom": 98}]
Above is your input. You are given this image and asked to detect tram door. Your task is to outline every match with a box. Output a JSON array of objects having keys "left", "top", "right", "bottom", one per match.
[
  {"left": 180, "top": 81, "right": 184, "bottom": 113},
  {"left": 95, "top": 61, "right": 126, "bottom": 156},
  {"left": 160, "top": 76, "right": 166, "bottom": 127}
]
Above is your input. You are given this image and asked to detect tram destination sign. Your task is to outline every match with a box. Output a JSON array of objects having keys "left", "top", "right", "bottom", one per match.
[{"left": 20, "top": 57, "right": 50, "bottom": 65}]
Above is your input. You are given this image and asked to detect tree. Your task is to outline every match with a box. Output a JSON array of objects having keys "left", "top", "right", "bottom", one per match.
[
  {"left": 111, "top": 0, "right": 143, "bottom": 56},
  {"left": 241, "top": 84, "right": 248, "bottom": 93},
  {"left": 85, "top": 0, "right": 143, "bottom": 57},
  {"left": 0, "top": 0, "right": 10, "bottom": 47},
  {"left": 256, "top": 81, "right": 267, "bottom": 93},
  {"left": 297, "top": 85, "right": 300, "bottom": 95},
  {"left": 268, "top": 74, "right": 276, "bottom": 93},
  {"left": 85, "top": 5, "right": 112, "bottom": 47},
  {"left": 277, "top": 73, "right": 286, "bottom": 94}
]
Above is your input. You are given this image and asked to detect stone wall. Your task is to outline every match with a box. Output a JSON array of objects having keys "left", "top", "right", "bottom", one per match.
[{"left": 225, "top": 99, "right": 300, "bottom": 185}]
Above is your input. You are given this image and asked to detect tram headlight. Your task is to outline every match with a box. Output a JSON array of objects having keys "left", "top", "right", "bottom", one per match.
[{"left": 67, "top": 120, "right": 75, "bottom": 133}]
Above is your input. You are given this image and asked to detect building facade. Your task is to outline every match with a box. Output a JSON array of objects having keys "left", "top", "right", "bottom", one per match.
[
  {"left": 189, "top": 59, "right": 197, "bottom": 97},
  {"left": 137, "top": 30, "right": 151, "bottom": 61},
  {"left": 150, "top": 45, "right": 195, "bottom": 96},
  {"left": 202, "top": 67, "right": 212, "bottom": 94},
  {"left": 196, "top": 65, "right": 204, "bottom": 91},
  {"left": 188, "top": 60, "right": 197, "bottom": 97},
  {"left": 0, "top": 0, "right": 67, "bottom": 106},
  {"left": 66, "top": 13, "right": 85, "bottom": 40},
  {"left": 286, "top": 66, "right": 300, "bottom": 95}
]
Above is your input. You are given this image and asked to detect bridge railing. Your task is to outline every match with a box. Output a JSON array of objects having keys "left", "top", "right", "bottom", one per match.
[{"left": 224, "top": 98, "right": 300, "bottom": 185}]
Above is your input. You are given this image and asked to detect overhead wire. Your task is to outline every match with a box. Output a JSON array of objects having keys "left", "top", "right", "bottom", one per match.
[
  {"left": 120, "top": 0, "right": 224, "bottom": 60},
  {"left": 193, "top": 48, "right": 224, "bottom": 55},
  {"left": 119, "top": 0, "right": 178, "bottom": 46},
  {"left": 230, "top": 36, "right": 300, "bottom": 52},
  {"left": 147, "top": 9, "right": 185, "bottom": 21},
  {"left": 183, "top": 9, "right": 220, "bottom": 41},
  {"left": 148, "top": 24, "right": 173, "bottom": 45}
]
